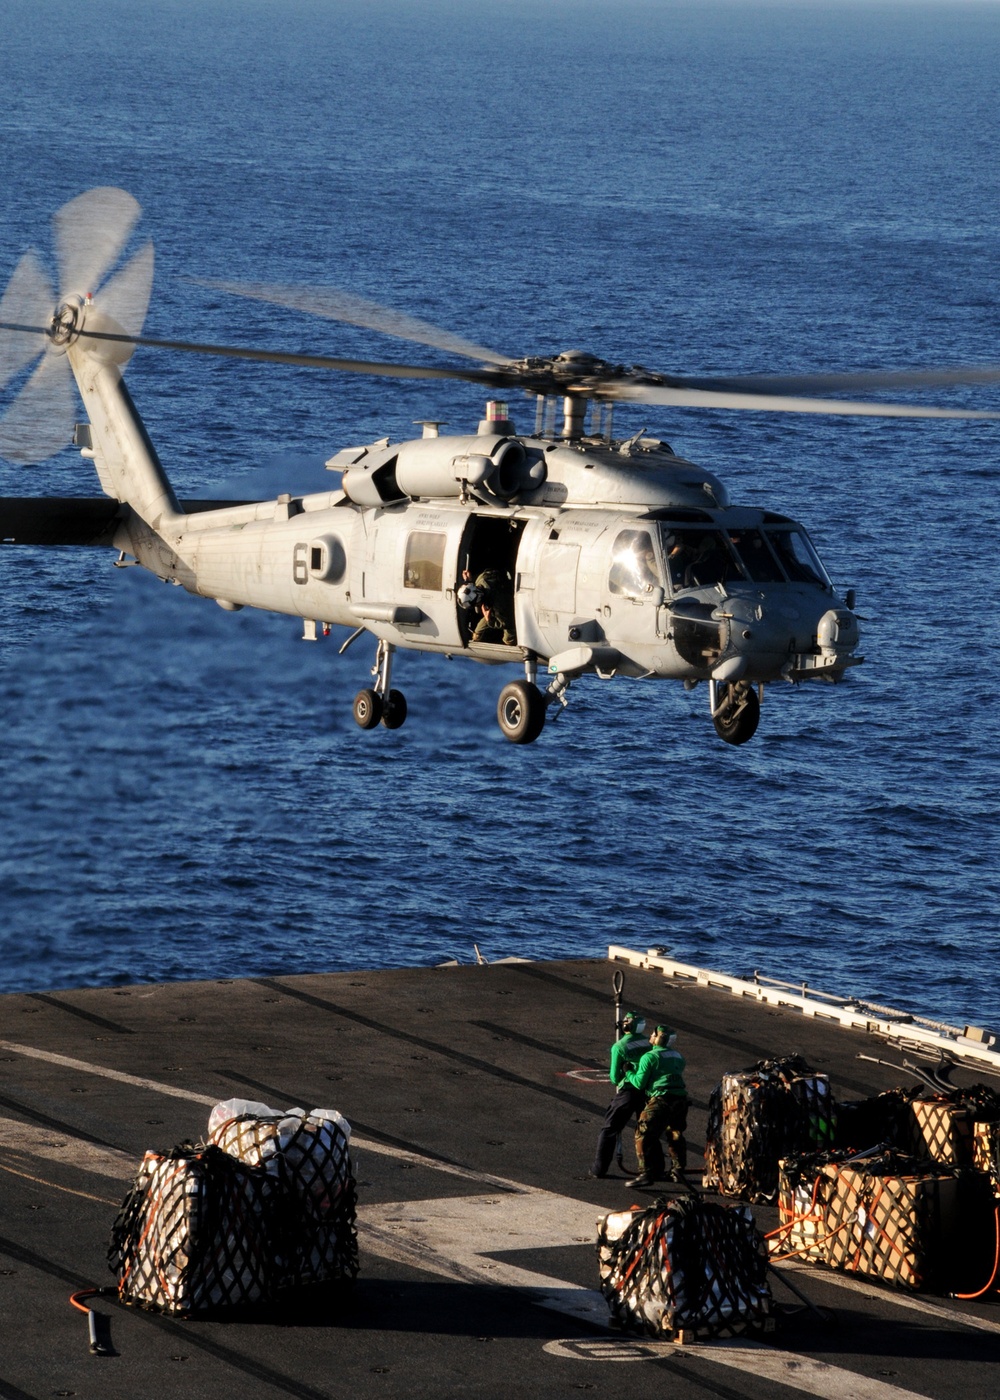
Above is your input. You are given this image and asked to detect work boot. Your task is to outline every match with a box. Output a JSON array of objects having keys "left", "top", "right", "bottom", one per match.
[{"left": 626, "top": 1173, "right": 656, "bottom": 1188}]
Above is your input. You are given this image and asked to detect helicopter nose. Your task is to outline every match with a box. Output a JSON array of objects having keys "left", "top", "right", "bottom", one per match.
[
  {"left": 782, "top": 603, "right": 863, "bottom": 681},
  {"left": 708, "top": 594, "right": 862, "bottom": 683}
]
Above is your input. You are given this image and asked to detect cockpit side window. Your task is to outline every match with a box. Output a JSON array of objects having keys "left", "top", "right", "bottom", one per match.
[
  {"left": 608, "top": 529, "right": 662, "bottom": 598},
  {"left": 765, "top": 527, "right": 830, "bottom": 587},
  {"left": 727, "top": 529, "right": 785, "bottom": 584},
  {"left": 661, "top": 527, "right": 742, "bottom": 590}
]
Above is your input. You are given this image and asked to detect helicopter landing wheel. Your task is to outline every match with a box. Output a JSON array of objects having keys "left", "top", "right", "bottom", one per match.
[
  {"left": 353, "top": 687, "right": 383, "bottom": 730},
  {"left": 712, "top": 684, "right": 760, "bottom": 746},
  {"left": 381, "top": 688, "right": 407, "bottom": 729},
  {"left": 497, "top": 680, "right": 546, "bottom": 744}
]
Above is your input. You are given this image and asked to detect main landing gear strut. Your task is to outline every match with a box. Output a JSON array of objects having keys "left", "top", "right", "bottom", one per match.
[
  {"left": 350, "top": 645, "right": 566, "bottom": 744},
  {"left": 496, "top": 657, "right": 569, "bottom": 745},
  {"left": 353, "top": 639, "right": 407, "bottom": 731}
]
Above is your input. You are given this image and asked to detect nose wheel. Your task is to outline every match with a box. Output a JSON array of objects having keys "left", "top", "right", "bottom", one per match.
[
  {"left": 353, "top": 640, "right": 407, "bottom": 732},
  {"left": 711, "top": 681, "right": 760, "bottom": 745}
]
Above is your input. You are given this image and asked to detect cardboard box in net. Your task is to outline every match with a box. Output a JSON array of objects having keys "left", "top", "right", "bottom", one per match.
[
  {"left": 775, "top": 1151, "right": 997, "bottom": 1292},
  {"left": 906, "top": 1098, "right": 974, "bottom": 1167},
  {"left": 822, "top": 1164, "right": 958, "bottom": 1289}
]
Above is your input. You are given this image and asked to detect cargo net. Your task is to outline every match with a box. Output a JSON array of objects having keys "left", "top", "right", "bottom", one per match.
[
  {"left": 772, "top": 1148, "right": 997, "bottom": 1292},
  {"left": 702, "top": 1056, "right": 836, "bottom": 1203},
  {"left": 836, "top": 1084, "right": 1000, "bottom": 1170},
  {"left": 109, "top": 1100, "right": 358, "bottom": 1316},
  {"left": 109, "top": 1143, "right": 282, "bottom": 1316},
  {"left": 208, "top": 1101, "right": 358, "bottom": 1288},
  {"left": 597, "top": 1196, "right": 771, "bottom": 1340}
]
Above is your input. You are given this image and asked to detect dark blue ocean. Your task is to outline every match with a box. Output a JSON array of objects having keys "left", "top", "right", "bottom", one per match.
[{"left": 1, "top": 1, "right": 998, "bottom": 1029}]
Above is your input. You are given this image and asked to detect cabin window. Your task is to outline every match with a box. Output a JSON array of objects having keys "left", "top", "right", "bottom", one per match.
[
  {"left": 608, "top": 530, "right": 661, "bottom": 598},
  {"left": 404, "top": 531, "right": 447, "bottom": 591}
]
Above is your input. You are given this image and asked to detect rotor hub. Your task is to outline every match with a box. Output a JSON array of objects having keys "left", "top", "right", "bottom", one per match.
[{"left": 49, "top": 296, "right": 86, "bottom": 350}]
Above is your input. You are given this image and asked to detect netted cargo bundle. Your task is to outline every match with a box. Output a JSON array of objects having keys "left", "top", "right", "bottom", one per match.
[
  {"left": 838, "top": 1084, "right": 1000, "bottom": 1167},
  {"left": 772, "top": 1147, "right": 916, "bottom": 1269},
  {"left": 824, "top": 1157, "right": 958, "bottom": 1289},
  {"left": 208, "top": 1099, "right": 358, "bottom": 1288},
  {"left": 702, "top": 1055, "right": 836, "bottom": 1203},
  {"left": 597, "top": 1196, "right": 772, "bottom": 1341},
  {"left": 906, "top": 1097, "right": 974, "bottom": 1166},
  {"left": 773, "top": 1153, "right": 839, "bottom": 1263},
  {"left": 108, "top": 1143, "right": 280, "bottom": 1316},
  {"left": 773, "top": 1148, "right": 996, "bottom": 1291}
]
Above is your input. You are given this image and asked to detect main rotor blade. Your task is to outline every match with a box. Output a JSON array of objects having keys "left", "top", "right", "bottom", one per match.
[
  {"left": 669, "top": 365, "right": 1000, "bottom": 396},
  {"left": 0, "top": 351, "right": 75, "bottom": 464},
  {"left": 54, "top": 187, "right": 142, "bottom": 301},
  {"left": 606, "top": 380, "right": 1000, "bottom": 420},
  {"left": 72, "top": 326, "right": 509, "bottom": 385},
  {"left": 0, "top": 251, "right": 53, "bottom": 391},
  {"left": 197, "top": 279, "right": 512, "bottom": 366}
]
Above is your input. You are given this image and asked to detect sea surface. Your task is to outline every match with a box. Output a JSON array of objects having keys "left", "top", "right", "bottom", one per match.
[{"left": 1, "top": 1, "right": 998, "bottom": 1030}]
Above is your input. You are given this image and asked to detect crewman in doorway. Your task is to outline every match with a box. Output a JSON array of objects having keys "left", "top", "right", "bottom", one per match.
[{"left": 462, "top": 567, "right": 516, "bottom": 646}]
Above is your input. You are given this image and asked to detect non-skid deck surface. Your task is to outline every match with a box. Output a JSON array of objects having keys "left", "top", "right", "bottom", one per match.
[{"left": 1, "top": 958, "right": 998, "bottom": 1399}]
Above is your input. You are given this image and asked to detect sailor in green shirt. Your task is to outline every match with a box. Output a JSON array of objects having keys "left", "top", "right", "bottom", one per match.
[
  {"left": 623, "top": 1023, "right": 689, "bottom": 1188},
  {"left": 591, "top": 1012, "right": 649, "bottom": 1177}
]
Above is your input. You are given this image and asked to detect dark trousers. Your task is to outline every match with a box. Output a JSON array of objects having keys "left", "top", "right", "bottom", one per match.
[
  {"left": 635, "top": 1094, "right": 689, "bottom": 1179},
  {"left": 593, "top": 1085, "right": 644, "bottom": 1175}
]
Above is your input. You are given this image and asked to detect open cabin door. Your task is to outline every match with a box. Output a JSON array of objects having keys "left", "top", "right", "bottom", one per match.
[{"left": 460, "top": 513, "right": 527, "bottom": 649}]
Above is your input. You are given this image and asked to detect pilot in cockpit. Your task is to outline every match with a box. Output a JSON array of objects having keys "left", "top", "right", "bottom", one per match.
[{"left": 667, "top": 531, "right": 730, "bottom": 589}]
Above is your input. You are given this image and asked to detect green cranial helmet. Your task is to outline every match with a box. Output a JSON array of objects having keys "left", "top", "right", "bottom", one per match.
[{"left": 623, "top": 1011, "right": 646, "bottom": 1034}]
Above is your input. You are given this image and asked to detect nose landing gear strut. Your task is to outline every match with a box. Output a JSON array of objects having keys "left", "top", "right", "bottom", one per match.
[{"left": 710, "top": 679, "right": 761, "bottom": 746}]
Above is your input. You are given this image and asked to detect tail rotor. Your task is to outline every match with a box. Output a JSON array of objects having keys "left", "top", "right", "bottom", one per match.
[{"left": 0, "top": 187, "right": 154, "bottom": 464}]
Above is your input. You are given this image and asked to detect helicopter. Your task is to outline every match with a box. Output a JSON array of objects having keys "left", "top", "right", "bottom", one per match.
[{"left": 2, "top": 188, "right": 999, "bottom": 745}]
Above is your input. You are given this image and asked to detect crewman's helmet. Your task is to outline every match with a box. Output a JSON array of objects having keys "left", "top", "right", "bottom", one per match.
[
  {"left": 458, "top": 583, "right": 483, "bottom": 610},
  {"left": 623, "top": 1011, "right": 646, "bottom": 1034}
]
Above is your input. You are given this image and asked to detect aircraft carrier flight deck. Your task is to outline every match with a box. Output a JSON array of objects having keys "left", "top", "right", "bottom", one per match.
[{"left": 1, "top": 953, "right": 998, "bottom": 1400}]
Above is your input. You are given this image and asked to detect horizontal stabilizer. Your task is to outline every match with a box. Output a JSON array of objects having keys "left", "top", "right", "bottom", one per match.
[{"left": 0, "top": 497, "right": 253, "bottom": 546}]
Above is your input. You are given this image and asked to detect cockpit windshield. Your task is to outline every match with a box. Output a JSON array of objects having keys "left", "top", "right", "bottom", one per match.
[
  {"left": 764, "top": 527, "right": 831, "bottom": 588},
  {"left": 658, "top": 522, "right": 833, "bottom": 591},
  {"left": 726, "top": 529, "right": 785, "bottom": 583}
]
